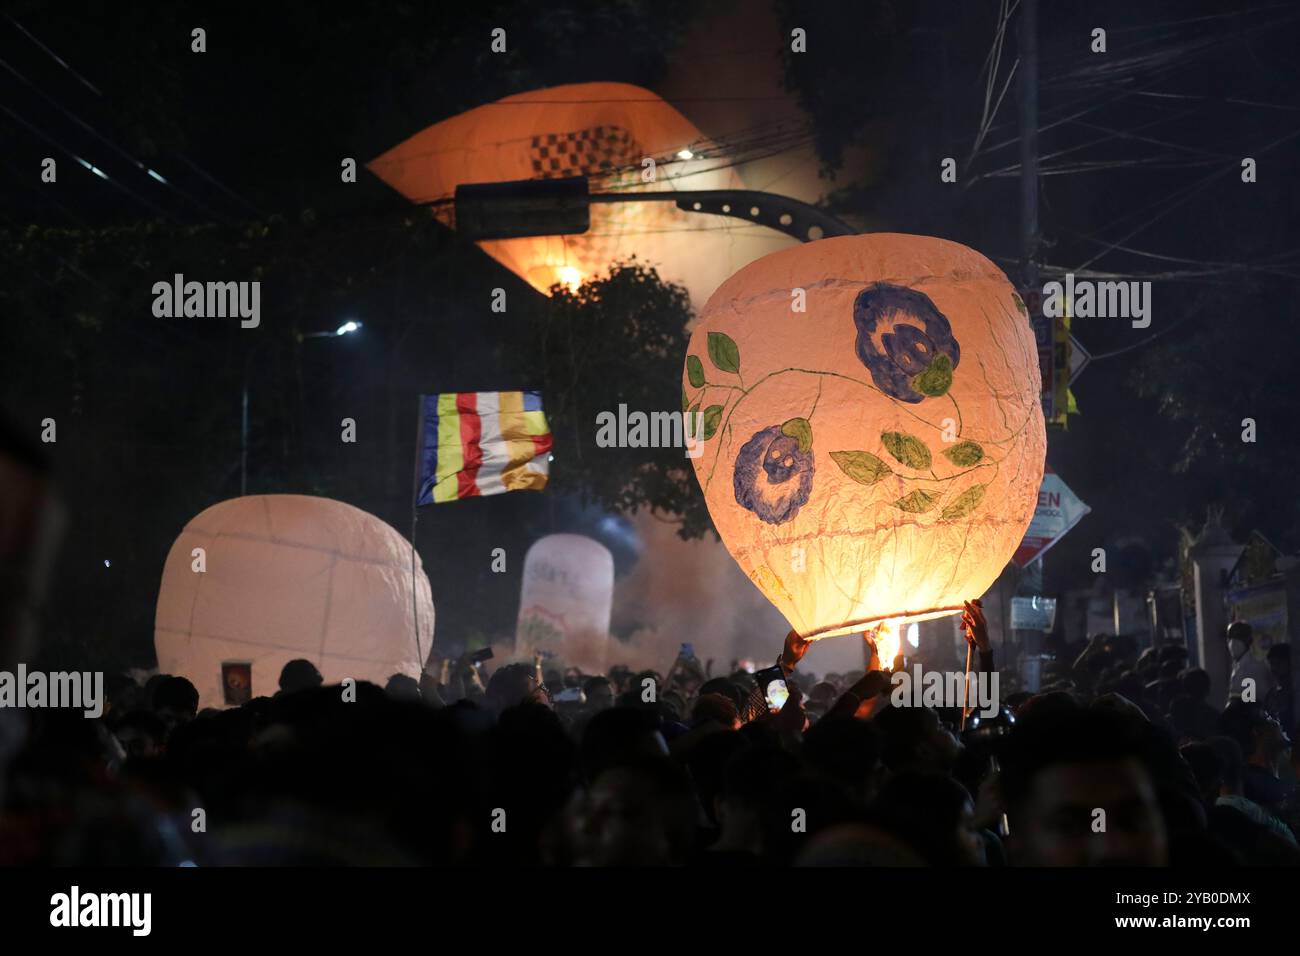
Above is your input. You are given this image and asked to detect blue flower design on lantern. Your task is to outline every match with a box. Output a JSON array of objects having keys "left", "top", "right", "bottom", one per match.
[
  {"left": 853, "top": 283, "right": 961, "bottom": 403},
  {"left": 733, "top": 425, "right": 814, "bottom": 524}
]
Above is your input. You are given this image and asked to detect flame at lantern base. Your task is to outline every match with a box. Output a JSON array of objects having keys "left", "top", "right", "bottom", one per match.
[{"left": 868, "top": 619, "right": 902, "bottom": 672}]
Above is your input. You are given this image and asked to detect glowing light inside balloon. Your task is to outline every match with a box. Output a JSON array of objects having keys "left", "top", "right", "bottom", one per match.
[
  {"left": 683, "top": 234, "right": 1045, "bottom": 652},
  {"left": 556, "top": 266, "right": 584, "bottom": 292},
  {"left": 873, "top": 620, "right": 902, "bottom": 670}
]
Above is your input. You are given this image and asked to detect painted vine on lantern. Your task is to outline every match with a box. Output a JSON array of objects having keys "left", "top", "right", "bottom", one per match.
[{"left": 683, "top": 284, "right": 1013, "bottom": 528}]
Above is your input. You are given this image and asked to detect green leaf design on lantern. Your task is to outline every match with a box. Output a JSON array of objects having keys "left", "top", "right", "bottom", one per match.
[
  {"left": 707, "top": 332, "right": 740, "bottom": 373},
  {"left": 912, "top": 353, "right": 953, "bottom": 397},
  {"left": 702, "top": 404, "right": 723, "bottom": 440},
  {"left": 942, "top": 440, "right": 984, "bottom": 467},
  {"left": 1012, "top": 291, "right": 1028, "bottom": 317},
  {"left": 941, "top": 484, "right": 987, "bottom": 521},
  {"left": 687, "top": 354, "right": 705, "bottom": 387},
  {"left": 882, "top": 431, "right": 932, "bottom": 470},
  {"left": 831, "top": 450, "right": 892, "bottom": 485},
  {"left": 781, "top": 416, "right": 813, "bottom": 453},
  {"left": 893, "top": 490, "right": 937, "bottom": 513},
  {"left": 686, "top": 402, "right": 702, "bottom": 439},
  {"left": 681, "top": 386, "right": 689, "bottom": 413}
]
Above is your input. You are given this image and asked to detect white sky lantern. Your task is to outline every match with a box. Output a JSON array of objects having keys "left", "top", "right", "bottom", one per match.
[
  {"left": 155, "top": 495, "right": 434, "bottom": 708},
  {"left": 516, "top": 534, "right": 614, "bottom": 673},
  {"left": 683, "top": 234, "right": 1046, "bottom": 663}
]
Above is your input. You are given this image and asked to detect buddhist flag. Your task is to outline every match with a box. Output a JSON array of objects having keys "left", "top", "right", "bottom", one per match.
[{"left": 417, "top": 391, "right": 552, "bottom": 505}]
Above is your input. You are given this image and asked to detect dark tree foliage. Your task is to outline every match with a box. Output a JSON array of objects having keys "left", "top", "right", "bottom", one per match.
[
  {"left": 1130, "top": 278, "right": 1300, "bottom": 550},
  {"left": 775, "top": 0, "right": 916, "bottom": 174},
  {"left": 510, "top": 262, "right": 716, "bottom": 540}
]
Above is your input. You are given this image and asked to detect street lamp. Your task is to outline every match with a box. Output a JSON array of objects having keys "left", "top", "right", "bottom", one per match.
[
  {"left": 241, "top": 321, "right": 363, "bottom": 496},
  {"left": 297, "top": 320, "right": 363, "bottom": 341}
]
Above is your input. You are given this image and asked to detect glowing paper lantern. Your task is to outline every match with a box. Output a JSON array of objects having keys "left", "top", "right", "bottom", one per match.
[
  {"left": 683, "top": 234, "right": 1045, "bottom": 660},
  {"left": 367, "top": 82, "right": 793, "bottom": 307},
  {"left": 154, "top": 495, "right": 434, "bottom": 709},
  {"left": 516, "top": 534, "right": 613, "bottom": 673}
]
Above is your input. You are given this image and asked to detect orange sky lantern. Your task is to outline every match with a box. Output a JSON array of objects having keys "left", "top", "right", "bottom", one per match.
[
  {"left": 368, "top": 82, "right": 794, "bottom": 308},
  {"left": 683, "top": 234, "right": 1046, "bottom": 664}
]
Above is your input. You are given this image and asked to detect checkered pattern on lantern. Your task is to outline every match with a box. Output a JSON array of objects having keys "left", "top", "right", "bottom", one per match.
[
  {"left": 529, "top": 125, "right": 662, "bottom": 274},
  {"left": 529, "top": 125, "right": 638, "bottom": 180}
]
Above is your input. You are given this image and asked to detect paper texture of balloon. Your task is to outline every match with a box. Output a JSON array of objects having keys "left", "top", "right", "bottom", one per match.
[
  {"left": 367, "top": 81, "right": 795, "bottom": 308},
  {"left": 683, "top": 234, "right": 1046, "bottom": 649},
  {"left": 515, "top": 534, "right": 614, "bottom": 673},
  {"left": 154, "top": 495, "right": 434, "bottom": 709}
]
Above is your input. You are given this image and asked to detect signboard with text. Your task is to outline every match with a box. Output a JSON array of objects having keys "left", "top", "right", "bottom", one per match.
[{"left": 1013, "top": 466, "right": 1091, "bottom": 567}]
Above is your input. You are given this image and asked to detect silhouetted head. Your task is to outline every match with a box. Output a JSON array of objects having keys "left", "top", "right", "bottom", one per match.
[
  {"left": 1220, "top": 699, "right": 1289, "bottom": 763},
  {"left": 1001, "top": 707, "right": 1167, "bottom": 866},
  {"left": 1226, "top": 621, "right": 1253, "bottom": 651},
  {"left": 278, "top": 659, "right": 322, "bottom": 695},
  {"left": 1180, "top": 668, "right": 1212, "bottom": 702},
  {"left": 873, "top": 704, "right": 960, "bottom": 775},
  {"left": 486, "top": 663, "right": 549, "bottom": 714},
  {"left": 579, "top": 706, "right": 667, "bottom": 785},
  {"left": 152, "top": 675, "right": 199, "bottom": 725},
  {"left": 803, "top": 716, "right": 883, "bottom": 803},
  {"left": 699, "top": 677, "right": 746, "bottom": 712},
  {"left": 868, "top": 772, "right": 985, "bottom": 866},
  {"left": 385, "top": 673, "right": 421, "bottom": 702},
  {"left": 571, "top": 757, "right": 696, "bottom": 865},
  {"left": 690, "top": 693, "right": 740, "bottom": 730},
  {"left": 582, "top": 676, "right": 614, "bottom": 712}
]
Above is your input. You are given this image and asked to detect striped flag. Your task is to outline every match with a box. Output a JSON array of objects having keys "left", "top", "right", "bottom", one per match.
[{"left": 417, "top": 391, "right": 552, "bottom": 505}]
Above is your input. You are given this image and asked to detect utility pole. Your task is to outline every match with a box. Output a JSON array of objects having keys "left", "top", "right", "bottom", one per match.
[
  {"left": 1019, "top": 0, "right": 1039, "bottom": 290},
  {"left": 1016, "top": 0, "right": 1044, "bottom": 690}
]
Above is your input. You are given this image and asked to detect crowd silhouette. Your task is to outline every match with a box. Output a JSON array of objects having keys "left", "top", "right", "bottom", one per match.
[{"left": 1, "top": 607, "right": 1295, "bottom": 867}]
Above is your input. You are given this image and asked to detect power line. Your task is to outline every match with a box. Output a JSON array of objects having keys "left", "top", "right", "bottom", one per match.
[
  {"left": 966, "top": 0, "right": 1020, "bottom": 168},
  {"left": 0, "top": 102, "right": 173, "bottom": 220},
  {"left": 0, "top": 56, "right": 232, "bottom": 224},
  {"left": 5, "top": 13, "right": 264, "bottom": 221},
  {"left": 3, "top": 13, "right": 101, "bottom": 96},
  {"left": 1075, "top": 123, "right": 1300, "bottom": 273}
]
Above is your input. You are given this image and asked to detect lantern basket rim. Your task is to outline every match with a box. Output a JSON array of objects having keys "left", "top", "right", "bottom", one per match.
[{"left": 801, "top": 604, "right": 966, "bottom": 641}]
